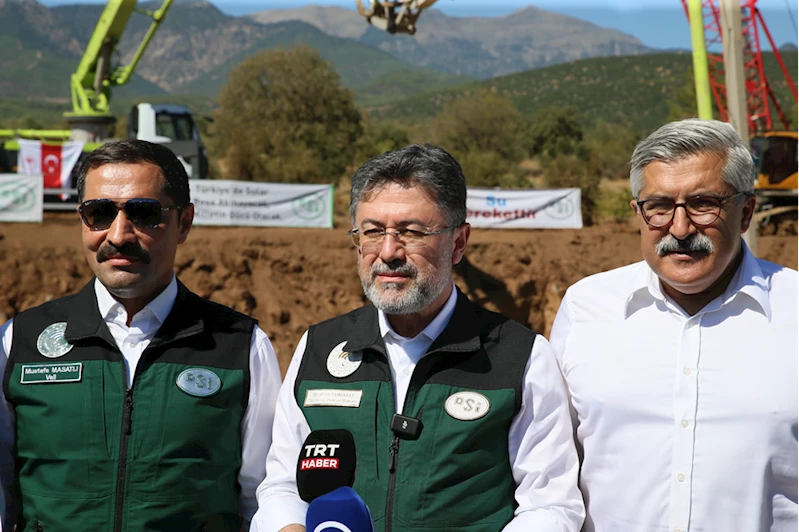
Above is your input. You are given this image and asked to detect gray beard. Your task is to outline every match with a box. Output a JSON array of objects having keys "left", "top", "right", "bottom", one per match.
[{"left": 361, "top": 262, "right": 451, "bottom": 315}]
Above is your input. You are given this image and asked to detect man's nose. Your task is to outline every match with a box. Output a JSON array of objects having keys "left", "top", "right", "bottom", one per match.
[
  {"left": 378, "top": 232, "right": 406, "bottom": 263},
  {"left": 106, "top": 209, "right": 138, "bottom": 246},
  {"left": 669, "top": 205, "right": 697, "bottom": 240}
]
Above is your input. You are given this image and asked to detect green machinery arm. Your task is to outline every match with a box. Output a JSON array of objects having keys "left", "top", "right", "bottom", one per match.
[{"left": 67, "top": 0, "right": 174, "bottom": 118}]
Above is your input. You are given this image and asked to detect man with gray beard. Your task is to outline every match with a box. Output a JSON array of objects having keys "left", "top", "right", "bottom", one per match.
[
  {"left": 252, "top": 144, "right": 585, "bottom": 532},
  {"left": 549, "top": 119, "right": 798, "bottom": 532}
]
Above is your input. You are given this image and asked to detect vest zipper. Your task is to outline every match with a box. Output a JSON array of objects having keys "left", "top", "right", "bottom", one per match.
[
  {"left": 385, "top": 435, "right": 400, "bottom": 532},
  {"left": 113, "top": 387, "right": 134, "bottom": 532}
]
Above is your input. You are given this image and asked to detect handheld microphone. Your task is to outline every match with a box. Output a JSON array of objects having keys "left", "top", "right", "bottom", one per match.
[
  {"left": 297, "top": 429, "right": 356, "bottom": 503},
  {"left": 297, "top": 429, "right": 374, "bottom": 532}
]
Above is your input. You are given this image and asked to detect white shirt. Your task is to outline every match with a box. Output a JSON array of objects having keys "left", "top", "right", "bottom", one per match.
[
  {"left": 550, "top": 243, "right": 798, "bottom": 532},
  {"left": 252, "top": 283, "right": 585, "bottom": 532},
  {"left": 0, "top": 276, "right": 282, "bottom": 530}
]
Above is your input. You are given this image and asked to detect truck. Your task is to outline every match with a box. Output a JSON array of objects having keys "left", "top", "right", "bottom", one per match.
[{"left": 0, "top": 0, "right": 208, "bottom": 190}]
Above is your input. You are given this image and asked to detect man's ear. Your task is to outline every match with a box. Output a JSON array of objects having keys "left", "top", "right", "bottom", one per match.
[
  {"left": 451, "top": 224, "right": 471, "bottom": 265},
  {"left": 739, "top": 194, "right": 757, "bottom": 233},
  {"left": 178, "top": 203, "right": 194, "bottom": 244}
]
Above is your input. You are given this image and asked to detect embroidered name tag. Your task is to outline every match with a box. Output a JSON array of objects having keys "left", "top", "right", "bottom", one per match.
[
  {"left": 304, "top": 389, "right": 363, "bottom": 408},
  {"left": 20, "top": 363, "right": 82, "bottom": 384}
]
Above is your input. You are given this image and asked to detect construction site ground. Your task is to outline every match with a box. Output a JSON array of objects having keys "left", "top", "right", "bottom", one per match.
[{"left": 1, "top": 206, "right": 795, "bottom": 375}]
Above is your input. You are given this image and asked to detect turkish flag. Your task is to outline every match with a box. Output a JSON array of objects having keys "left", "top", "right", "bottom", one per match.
[
  {"left": 17, "top": 140, "right": 85, "bottom": 193},
  {"left": 41, "top": 143, "right": 63, "bottom": 188}
]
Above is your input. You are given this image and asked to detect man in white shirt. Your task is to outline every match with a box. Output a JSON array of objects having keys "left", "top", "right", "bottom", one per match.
[
  {"left": 0, "top": 139, "right": 281, "bottom": 531},
  {"left": 550, "top": 118, "right": 797, "bottom": 532},
  {"left": 252, "top": 144, "right": 584, "bottom": 532}
]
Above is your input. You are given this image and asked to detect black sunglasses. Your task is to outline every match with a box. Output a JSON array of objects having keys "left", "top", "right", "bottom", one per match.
[{"left": 78, "top": 198, "right": 181, "bottom": 231}]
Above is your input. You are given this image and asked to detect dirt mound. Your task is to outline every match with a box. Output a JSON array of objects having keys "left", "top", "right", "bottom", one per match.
[{"left": 1, "top": 213, "right": 795, "bottom": 374}]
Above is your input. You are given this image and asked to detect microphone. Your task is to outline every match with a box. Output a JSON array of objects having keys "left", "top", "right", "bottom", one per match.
[{"left": 297, "top": 429, "right": 374, "bottom": 532}]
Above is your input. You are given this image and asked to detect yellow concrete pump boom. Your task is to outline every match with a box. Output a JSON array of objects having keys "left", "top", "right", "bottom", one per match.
[{"left": 68, "top": 0, "right": 174, "bottom": 118}]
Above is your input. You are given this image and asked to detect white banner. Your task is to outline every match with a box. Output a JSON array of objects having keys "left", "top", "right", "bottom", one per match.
[
  {"left": 190, "top": 180, "right": 333, "bottom": 228},
  {"left": 0, "top": 174, "right": 43, "bottom": 222},
  {"left": 466, "top": 188, "right": 583, "bottom": 229}
]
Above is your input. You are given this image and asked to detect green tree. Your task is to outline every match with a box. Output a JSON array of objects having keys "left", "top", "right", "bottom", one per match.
[
  {"left": 667, "top": 70, "right": 722, "bottom": 123},
  {"left": 354, "top": 116, "right": 410, "bottom": 162},
  {"left": 583, "top": 120, "right": 640, "bottom": 180},
  {"left": 213, "top": 46, "right": 363, "bottom": 183},
  {"left": 524, "top": 106, "right": 584, "bottom": 160},
  {"left": 430, "top": 90, "right": 527, "bottom": 187}
]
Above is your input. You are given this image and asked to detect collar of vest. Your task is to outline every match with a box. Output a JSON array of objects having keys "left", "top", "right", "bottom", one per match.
[
  {"left": 63, "top": 278, "right": 206, "bottom": 349},
  {"left": 344, "top": 286, "right": 482, "bottom": 356}
]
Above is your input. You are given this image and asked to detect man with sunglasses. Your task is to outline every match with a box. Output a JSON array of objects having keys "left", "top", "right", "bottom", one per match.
[
  {"left": 0, "top": 140, "right": 281, "bottom": 531},
  {"left": 252, "top": 144, "right": 584, "bottom": 532},
  {"left": 550, "top": 119, "right": 797, "bottom": 532}
]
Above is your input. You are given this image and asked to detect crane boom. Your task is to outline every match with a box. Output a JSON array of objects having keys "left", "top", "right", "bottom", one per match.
[{"left": 68, "top": 0, "right": 174, "bottom": 118}]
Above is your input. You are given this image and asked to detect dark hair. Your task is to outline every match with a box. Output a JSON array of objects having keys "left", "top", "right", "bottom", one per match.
[
  {"left": 76, "top": 139, "right": 191, "bottom": 205},
  {"left": 349, "top": 144, "right": 467, "bottom": 226}
]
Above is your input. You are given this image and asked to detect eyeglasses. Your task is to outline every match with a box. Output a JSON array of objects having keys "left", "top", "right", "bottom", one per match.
[
  {"left": 347, "top": 226, "right": 456, "bottom": 252},
  {"left": 78, "top": 198, "right": 181, "bottom": 231},
  {"left": 635, "top": 191, "right": 749, "bottom": 228}
]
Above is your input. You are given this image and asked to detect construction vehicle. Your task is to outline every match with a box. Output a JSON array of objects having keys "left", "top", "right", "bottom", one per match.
[
  {"left": 680, "top": 0, "right": 798, "bottom": 232},
  {"left": 355, "top": 0, "right": 439, "bottom": 34},
  {"left": 0, "top": 0, "right": 207, "bottom": 187}
]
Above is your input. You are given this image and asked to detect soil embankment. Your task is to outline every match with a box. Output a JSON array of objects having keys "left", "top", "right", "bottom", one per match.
[{"left": 1, "top": 212, "right": 795, "bottom": 374}]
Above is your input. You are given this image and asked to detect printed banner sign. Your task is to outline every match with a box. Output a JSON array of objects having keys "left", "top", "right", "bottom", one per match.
[
  {"left": 0, "top": 174, "right": 43, "bottom": 222},
  {"left": 466, "top": 188, "right": 583, "bottom": 229},
  {"left": 190, "top": 180, "right": 333, "bottom": 228}
]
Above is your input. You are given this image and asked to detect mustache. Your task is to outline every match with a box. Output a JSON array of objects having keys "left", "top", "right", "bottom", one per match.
[
  {"left": 655, "top": 233, "right": 714, "bottom": 257},
  {"left": 96, "top": 242, "right": 151, "bottom": 264},
  {"left": 371, "top": 261, "right": 417, "bottom": 279}
]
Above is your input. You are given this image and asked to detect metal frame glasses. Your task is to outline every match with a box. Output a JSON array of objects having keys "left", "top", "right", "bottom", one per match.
[
  {"left": 78, "top": 198, "right": 181, "bottom": 231},
  {"left": 635, "top": 191, "right": 750, "bottom": 228},
  {"left": 347, "top": 226, "right": 456, "bottom": 252}
]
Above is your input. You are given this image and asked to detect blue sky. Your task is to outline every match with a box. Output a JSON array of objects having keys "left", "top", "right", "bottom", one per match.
[{"left": 37, "top": 0, "right": 798, "bottom": 49}]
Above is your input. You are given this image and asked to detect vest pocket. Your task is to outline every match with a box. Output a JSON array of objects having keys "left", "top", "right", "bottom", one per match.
[
  {"left": 13, "top": 361, "right": 116, "bottom": 498},
  {"left": 127, "top": 365, "right": 244, "bottom": 503}
]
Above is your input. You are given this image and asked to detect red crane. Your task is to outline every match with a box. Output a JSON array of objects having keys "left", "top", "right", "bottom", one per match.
[{"left": 680, "top": 0, "right": 798, "bottom": 133}]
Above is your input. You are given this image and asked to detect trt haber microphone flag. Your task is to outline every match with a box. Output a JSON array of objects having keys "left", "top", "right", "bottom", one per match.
[
  {"left": 297, "top": 429, "right": 357, "bottom": 503},
  {"left": 17, "top": 139, "right": 85, "bottom": 191}
]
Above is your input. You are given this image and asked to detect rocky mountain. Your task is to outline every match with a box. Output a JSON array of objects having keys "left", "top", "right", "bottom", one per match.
[
  {"left": 51, "top": 0, "right": 278, "bottom": 92},
  {"left": 249, "top": 5, "right": 652, "bottom": 79},
  {"left": 1, "top": 0, "right": 653, "bottom": 104},
  {"left": 0, "top": 0, "right": 163, "bottom": 99}
]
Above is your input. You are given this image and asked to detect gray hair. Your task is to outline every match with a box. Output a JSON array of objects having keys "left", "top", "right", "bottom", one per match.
[
  {"left": 349, "top": 144, "right": 467, "bottom": 226},
  {"left": 629, "top": 118, "right": 755, "bottom": 198}
]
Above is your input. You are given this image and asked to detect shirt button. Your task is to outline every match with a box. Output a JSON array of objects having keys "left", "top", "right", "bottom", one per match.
[
  {"left": 683, "top": 368, "right": 692, "bottom": 376},
  {"left": 681, "top": 419, "right": 689, "bottom": 428},
  {"left": 677, "top": 473, "right": 685, "bottom": 482},
  {"left": 403, "top": 368, "right": 411, "bottom": 377},
  {"left": 127, "top": 342, "right": 136, "bottom": 348},
  {"left": 675, "top": 529, "right": 683, "bottom": 532}
]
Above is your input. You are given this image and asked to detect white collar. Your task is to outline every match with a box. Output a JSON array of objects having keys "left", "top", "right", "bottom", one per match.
[
  {"left": 94, "top": 275, "right": 178, "bottom": 325},
  {"left": 378, "top": 280, "right": 459, "bottom": 342},
  {"left": 623, "top": 240, "right": 771, "bottom": 320}
]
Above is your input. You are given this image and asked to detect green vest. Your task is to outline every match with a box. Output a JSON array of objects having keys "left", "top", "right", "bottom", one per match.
[
  {"left": 4, "top": 280, "right": 255, "bottom": 532},
  {"left": 296, "top": 289, "right": 534, "bottom": 532}
]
